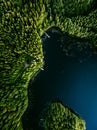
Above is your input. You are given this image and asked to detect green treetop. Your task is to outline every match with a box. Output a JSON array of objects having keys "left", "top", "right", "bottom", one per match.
[
  {"left": 0, "top": 0, "right": 97, "bottom": 129},
  {"left": 40, "top": 101, "right": 86, "bottom": 130}
]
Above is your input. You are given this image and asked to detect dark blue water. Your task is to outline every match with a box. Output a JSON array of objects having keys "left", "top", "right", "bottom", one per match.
[{"left": 22, "top": 28, "right": 97, "bottom": 130}]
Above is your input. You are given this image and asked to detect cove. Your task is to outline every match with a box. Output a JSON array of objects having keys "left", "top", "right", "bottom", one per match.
[{"left": 22, "top": 28, "right": 97, "bottom": 130}]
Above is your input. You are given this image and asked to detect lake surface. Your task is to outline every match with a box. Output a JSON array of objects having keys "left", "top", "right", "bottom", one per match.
[{"left": 22, "top": 29, "right": 97, "bottom": 130}]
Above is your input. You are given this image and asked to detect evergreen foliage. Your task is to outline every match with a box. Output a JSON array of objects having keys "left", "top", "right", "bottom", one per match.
[
  {"left": 0, "top": 0, "right": 97, "bottom": 129},
  {"left": 42, "top": 101, "right": 86, "bottom": 130}
]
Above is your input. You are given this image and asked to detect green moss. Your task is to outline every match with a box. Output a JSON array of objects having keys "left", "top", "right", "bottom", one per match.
[{"left": 0, "top": 0, "right": 97, "bottom": 129}]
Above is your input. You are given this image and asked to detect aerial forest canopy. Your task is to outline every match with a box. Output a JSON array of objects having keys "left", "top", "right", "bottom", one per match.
[
  {"left": 38, "top": 101, "right": 86, "bottom": 130},
  {"left": 0, "top": 0, "right": 97, "bottom": 129}
]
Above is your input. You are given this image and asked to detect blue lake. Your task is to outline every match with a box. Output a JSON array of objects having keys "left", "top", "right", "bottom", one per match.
[{"left": 22, "top": 30, "right": 97, "bottom": 130}]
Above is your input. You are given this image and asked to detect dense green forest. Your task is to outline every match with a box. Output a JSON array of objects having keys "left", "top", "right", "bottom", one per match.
[
  {"left": 39, "top": 101, "right": 86, "bottom": 130},
  {"left": 0, "top": 0, "right": 97, "bottom": 129}
]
